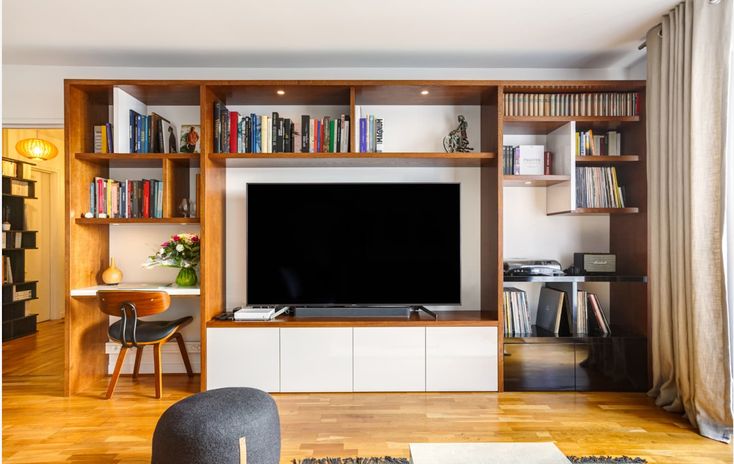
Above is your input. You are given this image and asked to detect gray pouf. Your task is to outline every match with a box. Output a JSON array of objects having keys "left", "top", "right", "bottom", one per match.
[{"left": 152, "top": 387, "right": 281, "bottom": 464}]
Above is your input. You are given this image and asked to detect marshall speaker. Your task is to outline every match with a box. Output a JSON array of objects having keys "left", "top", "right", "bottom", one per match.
[{"left": 573, "top": 253, "right": 616, "bottom": 274}]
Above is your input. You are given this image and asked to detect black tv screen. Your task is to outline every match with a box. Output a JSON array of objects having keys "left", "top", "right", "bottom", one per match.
[{"left": 247, "top": 183, "right": 461, "bottom": 306}]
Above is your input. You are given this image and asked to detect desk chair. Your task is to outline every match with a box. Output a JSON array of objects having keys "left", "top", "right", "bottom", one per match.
[{"left": 98, "top": 290, "right": 194, "bottom": 399}]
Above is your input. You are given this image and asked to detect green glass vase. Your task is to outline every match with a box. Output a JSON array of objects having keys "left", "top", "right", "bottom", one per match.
[{"left": 175, "top": 267, "right": 197, "bottom": 287}]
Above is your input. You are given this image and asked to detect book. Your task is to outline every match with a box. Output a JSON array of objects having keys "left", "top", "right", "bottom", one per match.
[
  {"left": 576, "top": 167, "right": 625, "bottom": 208},
  {"left": 94, "top": 126, "right": 103, "bottom": 153},
  {"left": 359, "top": 118, "right": 367, "bottom": 152},
  {"left": 375, "top": 118, "right": 384, "bottom": 152},
  {"left": 505, "top": 92, "right": 639, "bottom": 117},
  {"left": 180, "top": 125, "right": 200, "bottom": 153},
  {"left": 2, "top": 159, "right": 17, "bottom": 177},
  {"left": 513, "top": 145, "right": 544, "bottom": 175},
  {"left": 301, "top": 115, "right": 310, "bottom": 152},
  {"left": 503, "top": 287, "right": 531, "bottom": 336},
  {"left": 230, "top": 112, "right": 239, "bottom": 153},
  {"left": 161, "top": 120, "right": 177, "bottom": 153},
  {"left": 10, "top": 180, "right": 29, "bottom": 197},
  {"left": 271, "top": 112, "right": 279, "bottom": 153},
  {"left": 536, "top": 287, "right": 565, "bottom": 334}
]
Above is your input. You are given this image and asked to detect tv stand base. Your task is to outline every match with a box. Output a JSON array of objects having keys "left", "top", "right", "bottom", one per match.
[{"left": 409, "top": 305, "right": 438, "bottom": 320}]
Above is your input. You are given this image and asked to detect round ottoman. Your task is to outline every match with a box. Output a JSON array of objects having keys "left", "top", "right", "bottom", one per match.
[{"left": 152, "top": 387, "right": 280, "bottom": 464}]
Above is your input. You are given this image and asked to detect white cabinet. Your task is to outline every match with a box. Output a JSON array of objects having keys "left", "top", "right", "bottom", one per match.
[
  {"left": 426, "top": 327, "right": 498, "bottom": 391},
  {"left": 206, "top": 328, "right": 280, "bottom": 392},
  {"left": 353, "top": 327, "right": 426, "bottom": 392},
  {"left": 280, "top": 328, "right": 353, "bottom": 392}
]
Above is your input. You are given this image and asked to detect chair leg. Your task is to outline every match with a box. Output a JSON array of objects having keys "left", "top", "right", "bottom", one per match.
[
  {"left": 133, "top": 346, "right": 144, "bottom": 379},
  {"left": 174, "top": 333, "right": 194, "bottom": 377},
  {"left": 106, "top": 346, "right": 128, "bottom": 399},
  {"left": 153, "top": 343, "right": 162, "bottom": 399}
]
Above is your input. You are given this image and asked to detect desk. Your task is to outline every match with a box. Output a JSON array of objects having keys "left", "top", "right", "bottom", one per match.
[{"left": 70, "top": 283, "right": 201, "bottom": 297}]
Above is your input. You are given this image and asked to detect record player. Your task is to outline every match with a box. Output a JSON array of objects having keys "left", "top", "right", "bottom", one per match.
[{"left": 503, "top": 259, "right": 564, "bottom": 276}]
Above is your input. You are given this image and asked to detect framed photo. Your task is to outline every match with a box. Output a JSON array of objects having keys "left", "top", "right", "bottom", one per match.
[{"left": 179, "top": 124, "right": 200, "bottom": 153}]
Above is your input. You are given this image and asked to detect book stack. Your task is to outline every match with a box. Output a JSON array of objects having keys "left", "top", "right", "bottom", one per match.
[
  {"left": 504, "top": 92, "right": 639, "bottom": 117},
  {"left": 575, "top": 167, "right": 626, "bottom": 208},
  {"left": 88, "top": 177, "right": 163, "bottom": 218},
  {"left": 576, "top": 129, "right": 621, "bottom": 156},
  {"left": 355, "top": 109, "right": 383, "bottom": 153},
  {"left": 212, "top": 105, "right": 350, "bottom": 154},
  {"left": 577, "top": 290, "right": 611, "bottom": 335},
  {"left": 503, "top": 287, "right": 531, "bottom": 336},
  {"left": 93, "top": 123, "right": 114, "bottom": 153},
  {"left": 502, "top": 145, "right": 551, "bottom": 175},
  {"left": 127, "top": 111, "right": 177, "bottom": 153}
]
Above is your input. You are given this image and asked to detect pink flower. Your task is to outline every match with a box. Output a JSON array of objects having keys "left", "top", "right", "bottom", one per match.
[
  {"left": 161, "top": 241, "right": 170, "bottom": 247},
  {"left": 191, "top": 236, "right": 199, "bottom": 243},
  {"left": 173, "top": 235, "right": 180, "bottom": 241}
]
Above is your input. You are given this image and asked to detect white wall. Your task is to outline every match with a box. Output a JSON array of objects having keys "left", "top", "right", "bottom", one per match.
[{"left": 2, "top": 64, "right": 630, "bottom": 126}]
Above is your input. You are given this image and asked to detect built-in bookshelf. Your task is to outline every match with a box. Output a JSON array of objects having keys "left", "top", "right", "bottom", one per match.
[
  {"left": 64, "top": 79, "right": 647, "bottom": 396},
  {"left": 2, "top": 157, "right": 39, "bottom": 341},
  {"left": 500, "top": 81, "right": 647, "bottom": 391}
]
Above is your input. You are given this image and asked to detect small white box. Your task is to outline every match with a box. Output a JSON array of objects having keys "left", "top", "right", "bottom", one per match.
[{"left": 513, "top": 145, "right": 545, "bottom": 175}]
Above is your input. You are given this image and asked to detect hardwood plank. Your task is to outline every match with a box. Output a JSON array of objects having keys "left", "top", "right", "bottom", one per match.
[
  {"left": 4, "top": 321, "right": 731, "bottom": 464},
  {"left": 575, "top": 155, "right": 639, "bottom": 164}
]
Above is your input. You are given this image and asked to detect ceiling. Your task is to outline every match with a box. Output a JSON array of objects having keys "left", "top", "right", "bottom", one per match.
[{"left": 3, "top": 0, "right": 675, "bottom": 69}]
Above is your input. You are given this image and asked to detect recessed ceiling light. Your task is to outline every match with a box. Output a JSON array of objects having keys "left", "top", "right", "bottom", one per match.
[
  {"left": 524, "top": 181, "right": 532, "bottom": 185},
  {"left": 420, "top": 90, "right": 430, "bottom": 95},
  {"left": 276, "top": 90, "right": 285, "bottom": 95}
]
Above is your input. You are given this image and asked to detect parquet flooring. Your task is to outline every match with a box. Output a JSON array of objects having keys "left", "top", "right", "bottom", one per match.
[{"left": 3, "top": 320, "right": 732, "bottom": 463}]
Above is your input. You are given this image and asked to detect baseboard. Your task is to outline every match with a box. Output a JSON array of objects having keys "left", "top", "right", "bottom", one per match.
[{"left": 105, "top": 341, "right": 201, "bottom": 374}]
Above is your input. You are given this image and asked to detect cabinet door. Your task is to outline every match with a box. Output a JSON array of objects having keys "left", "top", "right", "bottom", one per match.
[
  {"left": 353, "top": 327, "right": 425, "bottom": 392},
  {"left": 426, "top": 327, "right": 498, "bottom": 391},
  {"left": 504, "top": 342, "right": 575, "bottom": 391},
  {"left": 280, "top": 328, "right": 352, "bottom": 392},
  {"left": 206, "top": 328, "right": 280, "bottom": 392}
]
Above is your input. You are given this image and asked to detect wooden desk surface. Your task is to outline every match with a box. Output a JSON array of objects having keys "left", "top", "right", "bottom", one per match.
[{"left": 70, "top": 283, "right": 201, "bottom": 297}]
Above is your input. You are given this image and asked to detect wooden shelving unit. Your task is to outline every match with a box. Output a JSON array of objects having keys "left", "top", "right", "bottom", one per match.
[
  {"left": 64, "top": 79, "right": 647, "bottom": 396},
  {"left": 2, "top": 157, "right": 39, "bottom": 341},
  {"left": 500, "top": 82, "right": 648, "bottom": 392}
]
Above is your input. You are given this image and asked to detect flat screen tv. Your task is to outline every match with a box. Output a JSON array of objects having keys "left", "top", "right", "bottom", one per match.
[{"left": 247, "top": 183, "right": 460, "bottom": 306}]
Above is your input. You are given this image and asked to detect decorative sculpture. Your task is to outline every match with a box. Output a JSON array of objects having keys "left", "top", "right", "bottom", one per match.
[{"left": 443, "top": 115, "right": 474, "bottom": 153}]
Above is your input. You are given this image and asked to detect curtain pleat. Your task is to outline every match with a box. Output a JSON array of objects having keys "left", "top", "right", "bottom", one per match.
[{"left": 647, "top": 0, "right": 733, "bottom": 443}]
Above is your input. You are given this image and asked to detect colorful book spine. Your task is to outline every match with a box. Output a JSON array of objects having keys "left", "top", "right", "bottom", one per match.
[{"left": 359, "top": 118, "right": 367, "bottom": 153}]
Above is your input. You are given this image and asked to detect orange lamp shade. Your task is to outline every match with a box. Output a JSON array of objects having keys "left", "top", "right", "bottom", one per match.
[{"left": 15, "top": 138, "right": 58, "bottom": 161}]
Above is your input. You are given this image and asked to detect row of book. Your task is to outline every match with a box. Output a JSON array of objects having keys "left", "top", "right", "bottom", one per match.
[
  {"left": 2, "top": 232, "right": 25, "bottom": 249},
  {"left": 89, "top": 177, "right": 164, "bottom": 218},
  {"left": 504, "top": 92, "right": 640, "bottom": 117},
  {"left": 93, "top": 123, "right": 114, "bottom": 153},
  {"left": 2, "top": 159, "right": 31, "bottom": 179},
  {"left": 537, "top": 287, "right": 611, "bottom": 336},
  {"left": 3, "top": 256, "right": 14, "bottom": 284},
  {"left": 355, "top": 108, "right": 383, "bottom": 152},
  {"left": 576, "top": 167, "right": 626, "bottom": 208},
  {"left": 503, "top": 288, "right": 532, "bottom": 336},
  {"left": 502, "top": 145, "right": 552, "bottom": 176},
  {"left": 212, "top": 104, "right": 353, "bottom": 154},
  {"left": 577, "top": 290, "right": 611, "bottom": 335},
  {"left": 576, "top": 130, "right": 622, "bottom": 156},
  {"left": 126, "top": 111, "right": 184, "bottom": 154}
]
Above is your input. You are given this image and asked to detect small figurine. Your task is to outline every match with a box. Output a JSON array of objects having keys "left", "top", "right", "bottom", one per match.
[{"left": 443, "top": 115, "right": 474, "bottom": 153}]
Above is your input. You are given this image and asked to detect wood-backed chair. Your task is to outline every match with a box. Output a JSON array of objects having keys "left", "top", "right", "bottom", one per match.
[{"left": 98, "top": 290, "right": 194, "bottom": 399}]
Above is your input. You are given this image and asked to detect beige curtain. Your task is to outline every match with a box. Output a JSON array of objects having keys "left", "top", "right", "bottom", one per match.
[{"left": 647, "top": 0, "right": 733, "bottom": 443}]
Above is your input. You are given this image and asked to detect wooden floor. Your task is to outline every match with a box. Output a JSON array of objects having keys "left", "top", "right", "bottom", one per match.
[{"left": 3, "top": 321, "right": 732, "bottom": 463}]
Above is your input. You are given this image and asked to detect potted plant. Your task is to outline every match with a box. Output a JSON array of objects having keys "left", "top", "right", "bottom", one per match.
[{"left": 144, "top": 233, "right": 200, "bottom": 286}]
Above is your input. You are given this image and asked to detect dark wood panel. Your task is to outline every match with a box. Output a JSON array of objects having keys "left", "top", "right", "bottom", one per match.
[
  {"left": 504, "top": 116, "right": 640, "bottom": 135},
  {"left": 209, "top": 83, "right": 351, "bottom": 105},
  {"left": 208, "top": 152, "right": 495, "bottom": 168},
  {"left": 575, "top": 155, "right": 639, "bottom": 164},
  {"left": 356, "top": 84, "right": 497, "bottom": 105}
]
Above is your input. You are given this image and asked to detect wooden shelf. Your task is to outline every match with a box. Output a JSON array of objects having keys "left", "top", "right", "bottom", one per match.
[
  {"left": 207, "top": 310, "right": 498, "bottom": 328},
  {"left": 74, "top": 217, "right": 200, "bottom": 225},
  {"left": 209, "top": 152, "right": 495, "bottom": 168},
  {"left": 576, "top": 155, "right": 639, "bottom": 164},
  {"left": 2, "top": 176, "right": 36, "bottom": 183},
  {"left": 3, "top": 296, "right": 38, "bottom": 305},
  {"left": 503, "top": 175, "right": 570, "bottom": 187},
  {"left": 2, "top": 247, "right": 38, "bottom": 251},
  {"left": 75, "top": 153, "right": 200, "bottom": 166},
  {"left": 2, "top": 193, "right": 37, "bottom": 199},
  {"left": 547, "top": 207, "right": 639, "bottom": 216},
  {"left": 504, "top": 275, "right": 647, "bottom": 283},
  {"left": 503, "top": 116, "right": 640, "bottom": 135},
  {"left": 2, "top": 280, "right": 38, "bottom": 287}
]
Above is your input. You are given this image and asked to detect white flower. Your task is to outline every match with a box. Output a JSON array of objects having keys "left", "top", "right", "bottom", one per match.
[
  {"left": 176, "top": 244, "right": 184, "bottom": 252},
  {"left": 159, "top": 248, "right": 165, "bottom": 255}
]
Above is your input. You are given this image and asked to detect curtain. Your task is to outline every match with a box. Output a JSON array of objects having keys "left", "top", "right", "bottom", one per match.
[{"left": 647, "top": 0, "right": 733, "bottom": 443}]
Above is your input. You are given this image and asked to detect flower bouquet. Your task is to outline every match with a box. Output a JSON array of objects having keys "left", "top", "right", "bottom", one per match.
[{"left": 144, "top": 233, "right": 201, "bottom": 286}]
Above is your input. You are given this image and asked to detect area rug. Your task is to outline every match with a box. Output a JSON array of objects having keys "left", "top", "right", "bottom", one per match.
[{"left": 293, "top": 457, "right": 646, "bottom": 464}]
